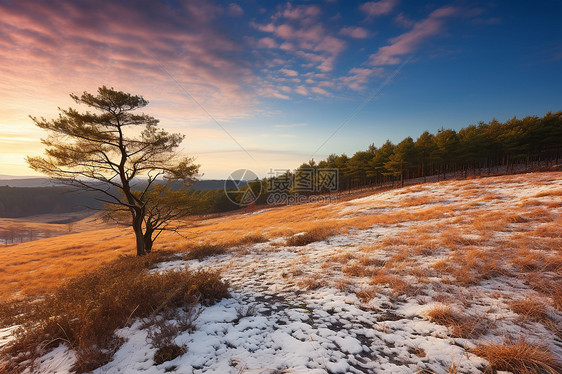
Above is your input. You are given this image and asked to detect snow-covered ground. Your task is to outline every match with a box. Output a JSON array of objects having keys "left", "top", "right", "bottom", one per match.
[{"left": 23, "top": 173, "right": 562, "bottom": 373}]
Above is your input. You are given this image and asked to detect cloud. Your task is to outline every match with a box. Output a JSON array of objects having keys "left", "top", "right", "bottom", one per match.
[
  {"left": 294, "top": 86, "right": 309, "bottom": 95},
  {"left": 311, "top": 87, "right": 329, "bottom": 96},
  {"left": 257, "top": 37, "right": 277, "bottom": 48},
  {"left": 339, "top": 26, "right": 370, "bottom": 39},
  {"left": 280, "top": 68, "right": 299, "bottom": 77},
  {"left": 369, "top": 6, "right": 458, "bottom": 66},
  {"left": 340, "top": 67, "right": 383, "bottom": 90},
  {"left": 227, "top": 3, "right": 243, "bottom": 17},
  {"left": 0, "top": 0, "right": 269, "bottom": 178},
  {"left": 252, "top": 3, "right": 346, "bottom": 74},
  {"left": 282, "top": 4, "right": 321, "bottom": 20},
  {"left": 0, "top": 0, "right": 258, "bottom": 123},
  {"left": 360, "top": 0, "right": 398, "bottom": 18},
  {"left": 394, "top": 12, "right": 415, "bottom": 28}
]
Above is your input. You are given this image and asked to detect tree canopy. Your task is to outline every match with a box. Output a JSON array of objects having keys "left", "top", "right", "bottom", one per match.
[
  {"left": 264, "top": 111, "right": 561, "bottom": 195},
  {"left": 27, "top": 86, "right": 199, "bottom": 256}
]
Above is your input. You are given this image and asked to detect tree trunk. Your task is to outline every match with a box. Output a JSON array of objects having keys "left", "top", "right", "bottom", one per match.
[
  {"left": 133, "top": 216, "right": 145, "bottom": 256},
  {"left": 143, "top": 221, "right": 154, "bottom": 254},
  {"left": 144, "top": 234, "right": 153, "bottom": 254}
]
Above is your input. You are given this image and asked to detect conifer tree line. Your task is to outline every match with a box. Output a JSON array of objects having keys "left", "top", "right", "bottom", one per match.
[{"left": 262, "top": 111, "right": 561, "bottom": 194}]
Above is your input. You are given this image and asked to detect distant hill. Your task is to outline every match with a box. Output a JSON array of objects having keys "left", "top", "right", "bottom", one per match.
[
  {"left": 0, "top": 174, "right": 42, "bottom": 180},
  {"left": 0, "top": 186, "right": 104, "bottom": 218},
  {"left": 0, "top": 177, "right": 55, "bottom": 187},
  {"left": 0, "top": 177, "right": 245, "bottom": 190},
  {"left": 0, "top": 179, "right": 248, "bottom": 218}
]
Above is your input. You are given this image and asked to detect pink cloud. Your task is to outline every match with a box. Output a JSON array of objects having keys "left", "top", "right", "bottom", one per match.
[
  {"left": 340, "top": 26, "right": 370, "bottom": 39},
  {"left": 360, "top": 0, "right": 398, "bottom": 17},
  {"left": 340, "top": 67, "right": 383, "bottom": 90},
  {"left": 280, "top": 69, "right": 299, "bottom": 77},
  {"left": 279, "top": 42, "right": 294, "bottom": 51},
  {"left": 295, "top": 86, "right": 308, "bottom": 95},
  {"left": 369, "top": 6, "right": 458, "bottom": 66},
  {"left": 251, "top": 3, "right": 346, "bottom": 74},
  {"left": 282, "top": 4, "right": 321, "bottom": 20},
  {"left": 0, "top": 0, "right": 261, "bottom": 136},
  {"left": 257, "top": 37, "right": 277, "bottom": 48},
  {"left": 311, "top": 87, "right": 329, "bottom": 96}
]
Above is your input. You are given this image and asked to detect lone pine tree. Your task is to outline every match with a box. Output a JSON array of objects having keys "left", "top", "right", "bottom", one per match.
[{"left": 27, "top": 86, "right": 199, "bottom": 256}]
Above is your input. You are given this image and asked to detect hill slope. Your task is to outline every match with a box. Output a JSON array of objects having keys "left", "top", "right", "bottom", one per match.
[{"left": 1, "top": 172, "right": 561, "bottom": 373}]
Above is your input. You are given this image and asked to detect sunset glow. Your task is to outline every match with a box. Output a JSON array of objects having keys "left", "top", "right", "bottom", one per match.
[{"left": 0, "top": 0, "right": 560, "bottom": 178}]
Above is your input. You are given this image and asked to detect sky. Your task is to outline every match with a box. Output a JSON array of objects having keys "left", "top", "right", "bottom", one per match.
[{"left": 0, "top": 0, "right": 560, "bottom": 179}]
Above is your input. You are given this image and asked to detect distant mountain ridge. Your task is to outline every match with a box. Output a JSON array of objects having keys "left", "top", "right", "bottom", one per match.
[
  {"left": 0, "top": 178, "right": 249, "bottom": 218},
  {"left": 0, "top": 177, "right": 246, "bottom": 190}
]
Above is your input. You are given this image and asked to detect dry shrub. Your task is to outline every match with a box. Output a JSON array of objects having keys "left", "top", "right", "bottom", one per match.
[
  {"left": 184, "top": 243, "right": 227, "bottom": 260},
  {"left": 235, "top": 233, "right": 269, "bottom": 245},
  {"left": 471, "top": 340, "right": 561, "bottom": 374},
  {"left": 2, "top": 254, "right": 228, "bottom": 373},
  {"left": 153, "top": 344, "right": 186, "bottom": 365},
  {"left": 285, "top": 226, "right": 337, "bottom": 246},
  {"left": 147, "top": 318, "right": 189, "bottom": 365},
  {"left": 509, "top": 298, "right": 550, "bottom": 323}
]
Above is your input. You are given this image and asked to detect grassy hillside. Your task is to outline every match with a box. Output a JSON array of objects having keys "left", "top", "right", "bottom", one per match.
[{"left": 1, "top": 172, "right": 560, "bottom": 373}]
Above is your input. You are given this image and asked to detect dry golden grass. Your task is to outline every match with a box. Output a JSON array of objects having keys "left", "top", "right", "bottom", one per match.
[
  {"left": 342, "top": 261, "right": 383, "bottom": 278},
  {"left": 296, "top": 275, "right": 325, "bottom": 290},
  {"left": 285, "top": 226, "right": 338, "bottom": 246},
  {"left": 509, "top": 297, "right": 550, "bottom": 323},
  {"left": 0, "top": 200, "right": 343, "bottom": 299},
  {"left": 432, "top": 247, "right": 507, "bottom": 286},
  {"left": 1, "top": 253, "right": 228, "bottom": 373},
  {"left": 356, "top": 286, "right": 378, "bottom": 303},
  {"left": 397, "top": 195, "right": 441, "bottom": 207},
  {"left": 533, "top": 189, "right": 562, "bottom": 198},
  {"left": 471, "top": 340, "right": 561, "bottom": 374},
  {"left": 0, "top": 228, "right": 137, "bottom": 299},
  {"left": 1, "top": 172, "right": 560, "bottom": 321},
  {"left": 425, "top": 304, "right": 489, "bottom": 339},
  {"left": 329, "top": 251, "right": 355, "bottom": 264}
]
